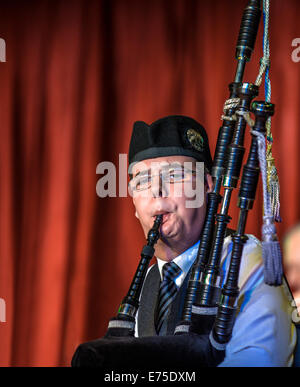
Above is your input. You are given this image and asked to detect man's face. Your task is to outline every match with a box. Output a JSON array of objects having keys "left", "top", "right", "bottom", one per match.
[
  {"left": 284, "top": 230, "right": 300, "bottom": 311},
  {"left": 129, "top": 155, "right": 213, "bottom": 260}
]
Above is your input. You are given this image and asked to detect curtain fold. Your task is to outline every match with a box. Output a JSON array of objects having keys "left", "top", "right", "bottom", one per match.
[{"left": 0, "top": 0, "right": 299, "bottom": 366}]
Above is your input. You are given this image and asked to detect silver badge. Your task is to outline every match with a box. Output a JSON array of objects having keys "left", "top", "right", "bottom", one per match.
[{"left": 186, "top": 128, "right": 204, "bottom": 152}]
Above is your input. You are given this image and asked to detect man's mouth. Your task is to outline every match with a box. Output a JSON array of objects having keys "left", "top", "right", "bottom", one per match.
[{"left": 152, "top": 212, "right": 172, "bottom": 224}]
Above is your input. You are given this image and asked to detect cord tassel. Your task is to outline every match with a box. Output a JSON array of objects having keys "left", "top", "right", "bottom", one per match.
[
  {"left": 252, "top": 130, "right": 283, "bottom": 286},
  {"left": 261, "top": 216, "right": 283, "bottom": 286}
]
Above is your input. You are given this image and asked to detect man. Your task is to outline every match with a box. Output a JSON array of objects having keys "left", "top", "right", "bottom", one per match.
[
  {"left": 283, "top": 224, "right": 300, "bottom": 367},
  {"left": 284, "top": 224, "right": 300, "bottom": 314},
  {"left": 128, "top": 115, "right": 296, "bottom": 366}
]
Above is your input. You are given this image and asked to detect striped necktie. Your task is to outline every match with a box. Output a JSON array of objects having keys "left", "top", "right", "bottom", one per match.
[{"left": 155, "top": 261, "right": 182, "bottom": 334}]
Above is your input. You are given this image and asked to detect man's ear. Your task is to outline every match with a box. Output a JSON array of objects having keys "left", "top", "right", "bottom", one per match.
[{"left": 205, "top": 173, "right": 214, "bottom": 194}]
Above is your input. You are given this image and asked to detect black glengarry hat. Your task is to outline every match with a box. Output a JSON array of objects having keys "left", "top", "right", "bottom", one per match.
[{"left": 129, "top": 115, "right": 213, "bottom": 172}]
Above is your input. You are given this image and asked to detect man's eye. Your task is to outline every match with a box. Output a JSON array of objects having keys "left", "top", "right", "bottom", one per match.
[
  {"left": 136, "top": 176, "right": 150, "bottom": 189},
  {"left": 168, "top": 170, "right": 184, "bottom": 180}
]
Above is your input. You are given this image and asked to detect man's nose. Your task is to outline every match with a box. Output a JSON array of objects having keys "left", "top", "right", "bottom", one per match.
[{"left": 151, "top": 174, "right": 169, "bottom": 198}]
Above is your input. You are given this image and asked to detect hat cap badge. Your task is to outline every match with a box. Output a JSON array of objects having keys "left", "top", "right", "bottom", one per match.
[{"left": 186, "top": 128, "right": 204, "bottom": 152}]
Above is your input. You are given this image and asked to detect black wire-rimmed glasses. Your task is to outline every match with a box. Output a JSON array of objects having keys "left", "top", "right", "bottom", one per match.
[{"left": 129, "top": 167, "right": 198, "bottom": 192}]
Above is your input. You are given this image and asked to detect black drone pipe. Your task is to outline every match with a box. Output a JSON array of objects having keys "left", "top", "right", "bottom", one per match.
[{"left": 178, "top": 0, "right": 262, "bottom": 327}]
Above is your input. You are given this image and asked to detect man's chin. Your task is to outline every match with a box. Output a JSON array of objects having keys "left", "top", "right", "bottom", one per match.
[
  {"left": 159, "top": 226, "right": 182, "bottom": 246},
  {"left": 160, "top": 222, "right": 179, "bottom": 239}
]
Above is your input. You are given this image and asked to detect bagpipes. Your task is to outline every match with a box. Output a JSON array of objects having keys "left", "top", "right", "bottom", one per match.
[{"left": 71, "top": 0, "right": 283, "bottom": 368}]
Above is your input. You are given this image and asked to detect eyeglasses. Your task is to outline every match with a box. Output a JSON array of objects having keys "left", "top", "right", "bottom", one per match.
[{"left": 129, "top": 167, "right": 198, "bottom": 192}]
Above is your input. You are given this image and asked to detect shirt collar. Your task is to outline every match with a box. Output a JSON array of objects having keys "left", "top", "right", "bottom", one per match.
[{"left": 156, "top": 240, "right": 200, "bottom": 287}]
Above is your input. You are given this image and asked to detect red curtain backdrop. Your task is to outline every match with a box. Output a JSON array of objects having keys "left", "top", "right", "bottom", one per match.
[{"left": 0, "top": 0, "right": 299, "bottom": 366}]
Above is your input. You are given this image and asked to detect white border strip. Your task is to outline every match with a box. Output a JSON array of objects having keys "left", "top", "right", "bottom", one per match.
[
  {"left": 108, "top": 320, "right": 135, "bottom": 330},
  {"left": 192, "top": 305, "right": 218, "bottom": 315}
]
